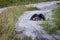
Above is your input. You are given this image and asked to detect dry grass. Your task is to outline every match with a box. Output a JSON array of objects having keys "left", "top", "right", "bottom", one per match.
[
  {"left": 0, "top": 5, "right": 39, "bottom": 40},
  {"left": 0, "top": 5, "right": 27, "bottom": 40}
]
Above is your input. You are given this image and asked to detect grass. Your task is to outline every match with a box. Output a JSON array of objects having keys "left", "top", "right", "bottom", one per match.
[
  {"left": 40, "top": 21, "right": 58, "bottom": 34},
  {"left": 15, "top": 0, "right": 52, "bottom": 5},
  {"left": 0, "top": 5, "right": 27, "bottom": 40},
  {"left": 40, "top": 21, "right": 53, "bottom": 34},
  {"left": 27, "top": 7, "right": 39, "bottom": 11},
  {"left": 53, "top": 6, "right": 60, "bottom": 30},
  {"left": 0, "top": 6, "right": 39, "bottom": 40},
  {"left": 41, "top": 6, "right": 60, "bottom": 34},
  {"left": 0, "top": 0, "right": 52, "bottom": 8}
]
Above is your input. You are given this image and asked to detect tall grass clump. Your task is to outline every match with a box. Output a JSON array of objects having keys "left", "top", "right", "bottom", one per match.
[
  {"left": 40, "top": 21, "right": 57, "bottom": 34},
  {"left": 41, "top": 6, "right": 60, "bottom": 34},
  {"left": 0, "top": 6, "right": 27, "bottom": 40},
  {"left": 27, "top": 7, "right": 39, "bottom": 11},
  {"left": 53, "top": 6, "right": 60, "bottom": 30}
]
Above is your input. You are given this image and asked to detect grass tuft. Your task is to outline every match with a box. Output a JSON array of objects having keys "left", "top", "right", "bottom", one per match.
[
  {"left": 0, "top": 5, "right": 27, "bottom": 40},
  {"left": 27, "top": 7, "right": 39, "bottom": 11},
  {"left": 41, "top": 6, "right": 60, "bottom": 34}
]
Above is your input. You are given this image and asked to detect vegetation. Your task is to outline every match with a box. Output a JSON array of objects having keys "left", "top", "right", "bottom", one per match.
[
  {"left": 40, "top": 21, "right": 58, "bottom": 34},
  {"left": 0, "top": 0, "right": 15, "bottom": 8},
  {"left": 53, "top": 6, "right": 60, "bottom": 30},
  {"left": 0, "top": 6, "right": 26, "bottom": 40},
  {"left": 27, "top": 7, "right": 39, "bottom": 11},
  {"left": 0, "top": 5, "right": 39, "bottom": 40},
  {"left": 41, "top": 6, "right": 60, "bottom": 34},
  {"left": 0, "top": 0, "right": 52, "bottom": 8}
]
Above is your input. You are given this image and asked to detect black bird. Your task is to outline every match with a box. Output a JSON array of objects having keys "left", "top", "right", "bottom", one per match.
[
  {"left": 30, "top": 14, "right": 45, "bottom": 21},
  {"left": 38, "top": 14, "right": 45, "bottom": 20},
  {"left": 30, "top": 14, "right": 38, "bottom": 21}
]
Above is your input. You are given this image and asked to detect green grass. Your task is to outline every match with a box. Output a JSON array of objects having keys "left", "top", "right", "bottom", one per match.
[
  {"left": 15, "top": 0, "right": 52, "bottom": 5},
  {"left": 40, "top": 21, "right": 58, "bottom": 34},
  {"left": 41, "top": 6, "right": 60, "bottom": 34},
  {"left": 27, "top": 7, "right": 39, "bottom": 11},
  {"left": 0, "top": 5, "right": 27, "bottom": 40},
  {"left": 0, "top": 0, "right": 52, "bottom": 8},
  {"left": 40, "top": 21, "right": 54, "bottom": 34},
  {"left": 53, "top": 6, "right": 60, "bottom": 30}
]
